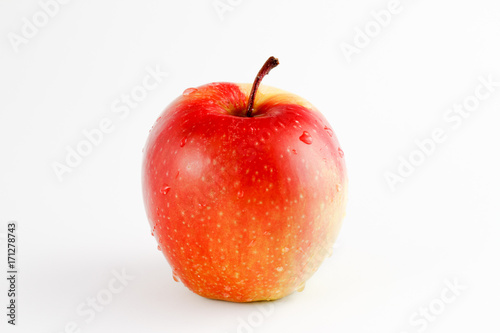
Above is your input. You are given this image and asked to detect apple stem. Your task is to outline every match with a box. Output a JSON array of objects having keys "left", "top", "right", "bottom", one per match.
[{"left": 245, "top": 56, "right": 279, "bottom": 117}]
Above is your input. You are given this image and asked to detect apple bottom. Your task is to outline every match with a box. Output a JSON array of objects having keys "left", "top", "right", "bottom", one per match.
[
  {"left": 152, "top": 160, "right": 346, "bottom": 302},
  {"left": 168, "top": 201, "right": 345, "bottom": 303}
]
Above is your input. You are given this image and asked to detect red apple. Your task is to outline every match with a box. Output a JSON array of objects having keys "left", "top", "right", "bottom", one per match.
[{"left": 142, "top": 57, "right": 347, "bottom": 302}]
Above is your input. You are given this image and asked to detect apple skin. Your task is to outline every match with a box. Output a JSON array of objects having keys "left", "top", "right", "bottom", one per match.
[{"left": 142, "top": 82, "right": 347, "bottom": 302}]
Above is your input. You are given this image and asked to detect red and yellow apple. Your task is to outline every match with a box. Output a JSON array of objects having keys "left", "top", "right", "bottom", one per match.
[{"left": 142, "top": 57, "right": 347, "bottom": 302}]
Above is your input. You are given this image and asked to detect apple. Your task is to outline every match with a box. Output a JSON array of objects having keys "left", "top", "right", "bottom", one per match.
[{"left": 142, "top": 57, "right": 347, "bottom": 302}]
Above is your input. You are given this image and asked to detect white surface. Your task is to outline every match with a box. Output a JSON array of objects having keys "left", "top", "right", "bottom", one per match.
[{"left": 1, "top": 0, "right": 499, "bottom": 332}]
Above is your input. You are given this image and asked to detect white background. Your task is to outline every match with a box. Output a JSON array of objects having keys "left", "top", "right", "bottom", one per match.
[{"left": 1, "top": 0, "right": 499, "bottom": 332}]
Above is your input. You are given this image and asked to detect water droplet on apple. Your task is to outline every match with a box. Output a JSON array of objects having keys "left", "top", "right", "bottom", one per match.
[
  {"left": 297, "top": 281, "right": 306, "bottom": 292},
  {"left": 263, "top": 231, "right": 271, "bottom": 236},
  {"left": 261, "top": 130, "right": 271, "bottom": 141},
  {"left": 247, "top": 239, "right": 255, "bottom": 247},
  {"left": 324, "top": 126, "right": 333, "bottom": 137},
  {"left": 336, "top": 184, "right": 342, "bottom": 192},
  {"left": 161, "top": 185, "right": 171, "bottom": 195},
  {"left": 157, "top": 245, "right": 161, "bottom": 251},
  {"left": 183, "top": 87, "right": 197, "bottom": 96},
  {"left": 172, "top": 273, "right": 180, "bottom": 282},
  {"left": 180, "top": 136, "right": 187, "bottom": 147},
  {"left": 338, "top": 147, "right": 344, "bottom": 158},
  {"left": 299, "top": 131, "right": 313, "bottom": 145},
  {"left": 237, "top": 190, "right": 244, "bottom": 198}
]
